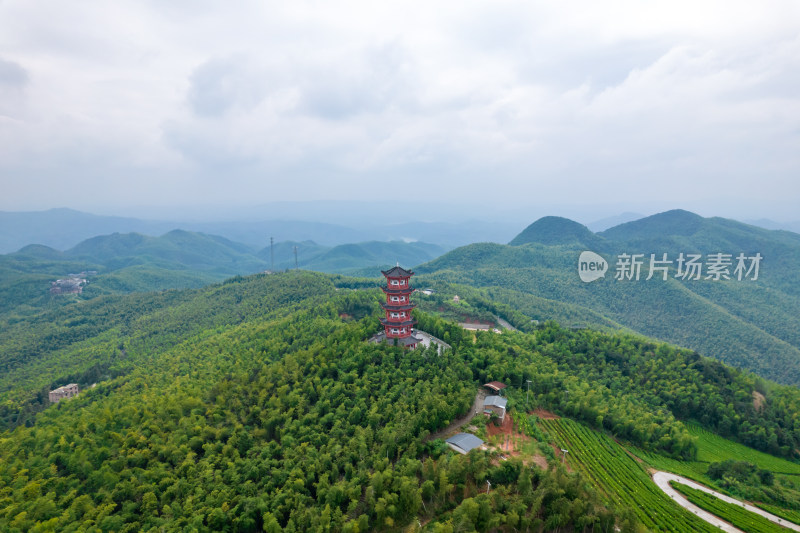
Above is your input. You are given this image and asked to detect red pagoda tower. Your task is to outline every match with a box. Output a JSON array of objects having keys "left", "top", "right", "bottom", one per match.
[{"left": 380, "top": 265, "right": 421, "bottom": 348}]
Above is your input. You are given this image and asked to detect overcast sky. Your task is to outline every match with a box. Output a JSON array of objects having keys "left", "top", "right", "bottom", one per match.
[{"left": 1, "top": 1, "right": 798, "bottom": 221}]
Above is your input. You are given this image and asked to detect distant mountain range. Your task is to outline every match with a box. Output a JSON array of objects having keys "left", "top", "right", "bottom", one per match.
[
  {"left": 0, "top": 230, "right": 447, "bottom": 314},
  {"left": 417, "top": 209, "right": 800, "bottom": 385},
  {"left": 4, "top": 207, "right": 800, "bottom": 386},
  {"left": 0, "top": 208, "right": 518, "bottom": 253}
]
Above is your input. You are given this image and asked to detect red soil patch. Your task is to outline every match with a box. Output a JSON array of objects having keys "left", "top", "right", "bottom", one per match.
[
  {"left": 530, "top": 409, "right": 560, "bottom": 419},
  {"left": 487, "top": 413, "right": 515, "bottom": 438},
  {"left": 487, "top": 416, "right": 527, "bottom": 455},
  {"left": 486, "top": 415, "right": 551, "bottom": 469},
  {"left": 530, "top": 454, "right": 549, "bottom": 470}
]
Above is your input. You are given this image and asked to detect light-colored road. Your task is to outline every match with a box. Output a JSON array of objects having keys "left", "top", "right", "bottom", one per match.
[
  {"left": 652, "top": 471, "right": 800, "bottom": 532},
  {"left": 426, "top": 389, "right": 485, "bottom": 442},
  {"left": 493, "top": 315, "right": 517, "bottom": 332}
]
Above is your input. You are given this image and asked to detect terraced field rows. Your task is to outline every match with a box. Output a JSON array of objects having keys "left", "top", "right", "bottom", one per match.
[
  {"left": 756, "top": 503, "right": 800, "bottom": 526},
  {"left": 540, "top": 418, "right": 719, "bottom": 532},
  {"left": 671, "top": 481, "right": 786, "bottom": 533},
  {"left": 690, "top": 425, "right": 800, "bottom": 475}
]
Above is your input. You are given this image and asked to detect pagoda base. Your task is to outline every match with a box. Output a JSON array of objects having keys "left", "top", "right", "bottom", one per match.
[{"left": 369, "top": 330, "right": 423, "bottom": 348}]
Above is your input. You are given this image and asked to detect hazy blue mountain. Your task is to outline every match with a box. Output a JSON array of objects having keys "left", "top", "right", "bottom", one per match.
[
  {"left": 746, "top": 218, "right": 800, "bottom": 235},
  {"left": 0, "top": 207, "right": 519, "bottom": 252},
  {"left": 184, "top": 219, "right": 371, "bottom": 248},
  {"left": 0, "top": 229, "right": 451, "bottom": 317},
  {"left": 0, "top": 208, "right": 373, "bottom": 252},
  {"left": 372, "top": 220, "right": 520, "bottom": 248},
  {"left": 600, "top": 209, "right": 707, "bottom": 241},
  {"left": 64, "top": 230, "right": 266, "bottom": 274},
  {"left": 509, "top": 216, "right": 607, "bottom": 249},
  {"left": 12, "top": 244, "right": 65, "bottom": 261},
  {"left": 587, "top": 212, "right": 645, "bottom": 232},
  {"left": 256, "top": 240, "right": 329, "bottom": 270},
  {"left": 0, "top": 208, "right": 174, "bottom": 253},
  {"left": 297, "top": 240, "right": 448, "bottom": 274}
]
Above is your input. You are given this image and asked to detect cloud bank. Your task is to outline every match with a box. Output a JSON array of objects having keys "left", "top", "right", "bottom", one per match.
[{"left": 1, "top": 1, "right": 798, "bottom": 219}]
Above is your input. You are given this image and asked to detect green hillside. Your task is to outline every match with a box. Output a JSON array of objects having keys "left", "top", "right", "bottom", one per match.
[
  {"left": 417, "top": 211, "right": 800, "bottom": 385},
  {"left": 3, "top": 211, "right": 800, "bottom": 530},
  {"left": 66, "top": 230, "right": 267, "bottom": 274},
  {"left": 509, "top": 216, "right": 606, "bottom": 249},
  {"left": 3, "top": 270, "right": 800, "bottom": 530}
]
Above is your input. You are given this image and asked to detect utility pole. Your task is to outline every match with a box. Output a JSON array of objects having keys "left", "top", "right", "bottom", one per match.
[
  {"left": 270, "top": 237, "right": 274, "bottom": 271},
  {"left": 526, "top": 379, "right": 532, "bottom": 408}
]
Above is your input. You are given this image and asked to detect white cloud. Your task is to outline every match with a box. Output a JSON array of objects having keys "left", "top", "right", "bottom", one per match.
[{"left": 0, "top": 1, "right": 798, "bottom": 217}]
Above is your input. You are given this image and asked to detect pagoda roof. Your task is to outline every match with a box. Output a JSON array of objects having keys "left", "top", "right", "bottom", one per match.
[
  {"left": 381, "top": 286, "right": 416, "bottom": 295},
  {"left": 382, "top": 265, "right": 414, "bottom": 278},
  {"left": 371, "top": 331, "right": 422, "bottom": 347},
  {"left": 380, "top": 318, "right": 417, "bottom": 327},
  {"left": 381, "top": 301, "right": 416, "bottom": 310},
  {"left": 397, "top": 334, "right": 422, "bottom": 347}
]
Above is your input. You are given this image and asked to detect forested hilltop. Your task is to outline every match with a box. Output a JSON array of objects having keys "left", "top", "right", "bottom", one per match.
[
  {"left": 3, "top": 270, "right": 800, "bottom": 531},
  {"left": 417, "top": 209, "right": 800, "bottom": 386}
]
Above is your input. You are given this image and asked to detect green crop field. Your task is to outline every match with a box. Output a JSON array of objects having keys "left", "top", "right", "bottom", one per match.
[
  {"left": 631, "top": 424, "right": 800, "bottom": 487},
  {"left": 539, "top": 418, "right": 719, "bottom": 532},
  {"left": 755, "top": 503, "right": 800, "bottom": 526},
  {"left": 670, "top": 481, "right": 786, "bottom": 533},
  {"left": 631, "top": 448, "right": 711, "bottom": 483},
  {"left": 690, "top": 425, "right": 800, "bottom": 474}
]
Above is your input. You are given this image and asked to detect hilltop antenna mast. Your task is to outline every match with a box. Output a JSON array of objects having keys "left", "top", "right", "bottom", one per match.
[
  {"left": 294, "top": 246, "right": 298, "bottom": 269},
  {"left": 270, "top": 237, "right": 274, "bottom": 271}
]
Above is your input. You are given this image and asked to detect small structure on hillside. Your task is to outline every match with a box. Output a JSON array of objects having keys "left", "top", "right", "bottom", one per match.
[
  {"left": 483, "top": 395, "right": 508, "bottom": 422},
  {"left": 50, "top": 277, "right": 86, "bottom": 295},
  {"left": 483, "top": 381, "right": 507, "bottom": 395},
  {"left": 378, "top": 264, "right": 422, "bottom": 349},
  {"left": 446, "top": 433, "right": 484, "bottom": 455},
  {"left": 49, "top": 383, "right": 79, "bottom": 403}
]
